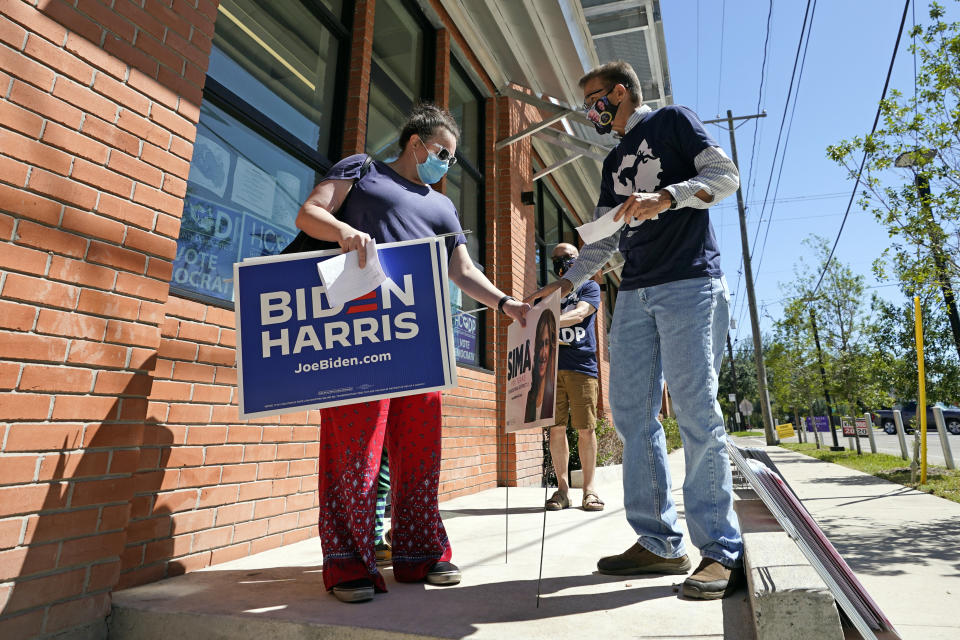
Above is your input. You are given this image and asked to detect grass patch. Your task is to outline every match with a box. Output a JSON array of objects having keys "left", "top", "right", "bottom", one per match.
[
  {"left": 780, "top": 442, "right": 960, "bottom": 505},
  {"left": 730, "top": 430, "right": 764, "bottom": 437}
]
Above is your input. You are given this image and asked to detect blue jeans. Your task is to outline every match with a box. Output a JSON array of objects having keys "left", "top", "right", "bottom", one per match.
[{"left": 609, "top": 276, "right": 742, "bottom": 567}]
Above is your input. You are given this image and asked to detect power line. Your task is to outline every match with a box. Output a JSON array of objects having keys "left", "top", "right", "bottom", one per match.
[
  {"left": 811, "top": 0, "right": 912, "bottom": 295},
  {"left": 712, "top": 190, "right": 849, "bottom": 209},
  {"left": 730, "top": 0, "right": 774, "bottom": 335},
  {"left": 754, "top": 0, "right": 819, "bottom": 284},
  {"left": 715, "top": 0, "right": 726, "bottom": 117},
  {"left": 736, "top": 0, "right": 815, "bottom": 336}
]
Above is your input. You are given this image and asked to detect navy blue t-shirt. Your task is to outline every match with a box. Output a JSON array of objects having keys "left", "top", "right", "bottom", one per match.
[
  {"left": 597, "top": 106, "right": 723, "bottom": 290},
  {"left": 557, "top": 280, "right": 601, "bottom": 378},
  {"left": 324, "top": 154, "right": 466, "bottom": 257}
]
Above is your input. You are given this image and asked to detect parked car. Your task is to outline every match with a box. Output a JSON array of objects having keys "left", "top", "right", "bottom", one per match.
[{"left": 872, "top": 402, "right": 960, "bottom": 435}]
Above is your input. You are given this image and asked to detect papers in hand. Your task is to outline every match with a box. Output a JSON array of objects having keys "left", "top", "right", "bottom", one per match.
[
  {"left": 316, "top": 240, "right": 387, "bottom": 309},
  {"left": 576, "top": 203, "right": 661, "bottom": 245},
  {"left": 576, "top": 204, "right": 625, "bottom": 245}
]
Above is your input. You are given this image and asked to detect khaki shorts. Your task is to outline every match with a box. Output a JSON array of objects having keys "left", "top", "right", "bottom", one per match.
[{"left": 553, "top": 370, "right": 598, "bottom": 430}]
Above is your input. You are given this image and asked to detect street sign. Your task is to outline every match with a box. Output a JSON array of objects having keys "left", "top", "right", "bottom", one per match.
[
  {"left": 233, "top": 238, "right": 456, "bottom": 418},
  {"left": 739, "top": 399, "right": 754, "bottom": 416},
  {"left": 728, "top": 393, "right": 736, "bottom": 402}
]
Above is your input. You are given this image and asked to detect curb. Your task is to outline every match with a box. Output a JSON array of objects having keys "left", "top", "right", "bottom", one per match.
[{"left": 734, "top": 494, "right": 844, "bottom": 640}]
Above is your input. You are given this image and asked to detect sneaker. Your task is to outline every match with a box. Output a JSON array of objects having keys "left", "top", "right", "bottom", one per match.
[
  {"left": 597, "top": 542, "right": 692, "bottom": 576},
  {"left": 426, "top": 561, "right": 461, "bottom": 586},
  {"left": 375, "top": 542, "right": 392, "bottom": 566},
  {"left": 331, "top": 578, "right": 375, "bottom": 603},
  {"left": 681, "top": 558, "right": 739, "bottom": 600}
]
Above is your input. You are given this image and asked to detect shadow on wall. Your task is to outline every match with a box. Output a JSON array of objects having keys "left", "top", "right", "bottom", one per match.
[{"left": 0, "top": 379, "right": 174, "bottom": 638}]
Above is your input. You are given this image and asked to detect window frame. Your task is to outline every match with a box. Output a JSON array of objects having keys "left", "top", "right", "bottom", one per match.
[
  {"left": 170, "top": 0, "right": 353, "bottom": 308},
  {"left": 447, "top": 56, "right": 488, "bottom": 371}
]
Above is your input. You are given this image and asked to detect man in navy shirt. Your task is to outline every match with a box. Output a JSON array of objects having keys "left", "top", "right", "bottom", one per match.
[
  {"left": 527, "top": 61, "right": 742, "bottom": 599},
  {"left": 544, "top": 243, "right": 604, "bottom": 513}
]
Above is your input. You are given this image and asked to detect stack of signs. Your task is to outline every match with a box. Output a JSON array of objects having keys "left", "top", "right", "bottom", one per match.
[
  {"left": 504, "top": 291, "right": 561, "bottom": 432},
  {"left": 728, "top": 443, "right": 902, "bottom": 640},
  {"left": 232, "top": 238, "right": 456, "bottom": 418}
]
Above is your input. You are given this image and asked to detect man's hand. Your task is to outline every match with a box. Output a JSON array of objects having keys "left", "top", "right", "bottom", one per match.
[
  {"left": 338, "top": 226, "right": 372, "bottom": 268},
  {"left": 614, "top": 189, "right": 672, "bottom": 225},
  {"left": 524, "top": 279, "right": 573, "bottom": 306},
  {"left": 502, "top": 298, "right": 530, "bottom": 328}
]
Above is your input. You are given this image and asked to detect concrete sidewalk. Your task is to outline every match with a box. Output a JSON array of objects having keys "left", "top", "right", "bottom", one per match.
[
  {"left": 110, "top": 449, "right": 754, "bottom": 639},
  {"left": 733, "top": 436, "right": 960, "bottom": 640}
]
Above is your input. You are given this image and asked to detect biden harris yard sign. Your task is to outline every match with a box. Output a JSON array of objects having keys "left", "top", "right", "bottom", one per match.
[{"left": 234, "top": 238, "right": 456, "bottom": 419}]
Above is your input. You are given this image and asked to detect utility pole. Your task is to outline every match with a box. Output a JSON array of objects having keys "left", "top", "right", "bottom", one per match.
[
  {"left": 809, "top": 308, "right": 844, "bottom": 451},
  {"left": 707, "top": 110, "right": 776, "bottom": 445},
  {"left": 726, "top": 333, "right": 743, "bottom": 430}
]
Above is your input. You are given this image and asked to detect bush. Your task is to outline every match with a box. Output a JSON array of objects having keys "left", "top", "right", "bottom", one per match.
[
  {"left": 662, "top": 416, "right": 682, "bottom": 453},
  {"left": 541, "top": 415, "right": 682, "bottom": 486}
]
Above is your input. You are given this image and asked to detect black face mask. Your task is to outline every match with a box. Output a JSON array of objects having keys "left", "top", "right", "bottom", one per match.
[{"left": 552, "top": 256, "right": 576, "bottom": 277}]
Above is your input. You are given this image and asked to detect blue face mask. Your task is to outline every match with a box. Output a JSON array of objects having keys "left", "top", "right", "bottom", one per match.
[{"left": 416, "top": 141, "right": 452, "bottom": 184}]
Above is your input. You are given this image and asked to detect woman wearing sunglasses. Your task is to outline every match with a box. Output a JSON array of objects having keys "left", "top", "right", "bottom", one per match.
[{"left": 295, "top": 102, "right": 529, "bottom": 603}]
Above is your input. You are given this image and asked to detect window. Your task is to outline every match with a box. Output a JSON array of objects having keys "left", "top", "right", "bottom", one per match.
[
  {"left": 365, "top": 0, "right": 434, "bottom": 160},
  {"left": 446, "top": 60, "right": 486, "bottom": 368},
  {"left": 535, "top": 177, "right": 579, "bottom": 287},
  {"left": 173, "top": 0, "right": 350, "bottom": 306}
]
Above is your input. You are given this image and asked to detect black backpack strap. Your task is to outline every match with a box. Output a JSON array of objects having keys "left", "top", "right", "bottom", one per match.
[{"left": 281, "top": 155, "right": 373, "bottom": 255}]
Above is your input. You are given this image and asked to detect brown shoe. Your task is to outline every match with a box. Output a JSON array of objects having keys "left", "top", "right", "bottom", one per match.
[
  {"left": 597, "top": 542, "right": 692, "bottom": 575},
  {"left": 681, "top": 558, "right": 739, "bottom": 600}
]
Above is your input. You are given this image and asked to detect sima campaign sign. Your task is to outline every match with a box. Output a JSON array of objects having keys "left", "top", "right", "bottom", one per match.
[{"left": 234, "top": 238, "right": 456, "bottom": 419}]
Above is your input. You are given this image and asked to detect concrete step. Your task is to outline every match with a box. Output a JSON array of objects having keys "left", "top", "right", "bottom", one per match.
[{"left": 734, "top": 498, "right": 844, "bottom": 640}]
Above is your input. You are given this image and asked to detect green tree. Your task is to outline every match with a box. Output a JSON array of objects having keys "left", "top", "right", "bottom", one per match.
[
  {"left": 718, "top": 340, "right": 759, "bottom": 427},
  {"left": 773, "top": 236, "right": 891, "bottom": 417},
  {"left": 868, "top": 291, "right": 960, "bottom": 404},
  {"left": 827, "top": 1, "right": 960, "bottom": 304}
]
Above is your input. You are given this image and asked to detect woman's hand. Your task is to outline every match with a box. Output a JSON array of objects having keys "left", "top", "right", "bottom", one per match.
[
  {"left": 338, "top": 226, "right": 372, "bottom": 267},
  {"left": 524, "top": 279, "right": 573, "bottom": 306},
  {"left": 502, "top": 298, "right": 530, "bottom": 327}
]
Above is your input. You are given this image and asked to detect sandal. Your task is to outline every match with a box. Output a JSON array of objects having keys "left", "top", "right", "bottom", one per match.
[
  {"left": 545, "top": 490, "right": 570, "bottom": 511},
  {"left": 582, "top": 492, "right": 605, "bottom": 512}
]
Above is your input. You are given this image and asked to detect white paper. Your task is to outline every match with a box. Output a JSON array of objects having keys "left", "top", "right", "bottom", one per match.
[
  {"left": 188, "top": 134, "right": 230, "bottom": 197},
  {"left": 231, "top": 156, "right": 276, "bottom": 214},
  {"left": 316, "top": 241, "right": 387, "bottom": 309},
  {"left": 576, "top": 203, "right": 625, "bottom": 244}
]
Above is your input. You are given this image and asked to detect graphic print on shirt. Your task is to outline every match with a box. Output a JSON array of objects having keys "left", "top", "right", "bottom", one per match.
[{"left": 613, "top": 140, "right": 662, "bottom": 232}]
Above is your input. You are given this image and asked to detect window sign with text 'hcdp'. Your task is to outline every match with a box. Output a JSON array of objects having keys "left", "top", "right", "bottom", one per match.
[{"left": 234, "top": 238, "right": 457, "bottom": 419}]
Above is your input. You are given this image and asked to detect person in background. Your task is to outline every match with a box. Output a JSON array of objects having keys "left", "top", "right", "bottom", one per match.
[
  {"left": 526, "top": 60, "right": 743, "bottom": 600},
  {"left": 296, "top": 103, "right": 529, "bottom": 603},
  {"left": 544, "top": 243, "right": 604, "bottom": 513}
]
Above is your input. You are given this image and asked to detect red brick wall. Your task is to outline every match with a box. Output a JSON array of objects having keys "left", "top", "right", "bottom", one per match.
[
  {"left": 0, "top": 0, "right": 217, "bottom": 636},
  {"left": 117, "top": 295, "right": 320, "bottom": 590},
  {"left": 0, "top": 0, "right": 600, "bottom": 635}
]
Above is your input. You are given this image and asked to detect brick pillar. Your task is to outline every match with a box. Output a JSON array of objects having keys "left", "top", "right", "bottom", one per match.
[
  {"left": 594, "top": 280, "right": 613, "bottom": 426},
  {"left": 493, "top": 90, "right": 544, "bottom": 487},
  {"left": 342, "top": 0, "right": 376, "bottom": 156}
]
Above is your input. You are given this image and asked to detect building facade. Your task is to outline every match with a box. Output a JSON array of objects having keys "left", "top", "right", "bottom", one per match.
[{"left": 0, "top": 0, "right": 670, "bottom": 636}]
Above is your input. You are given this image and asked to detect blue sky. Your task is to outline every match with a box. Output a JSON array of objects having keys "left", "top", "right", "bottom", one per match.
[{"left": 659, "top": 0, "right": 957, "bottom": 349}]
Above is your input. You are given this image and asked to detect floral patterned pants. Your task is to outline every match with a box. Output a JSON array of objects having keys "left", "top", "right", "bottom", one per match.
[{"left": 317, "top": 391, "right": 451, "bottom": 592}]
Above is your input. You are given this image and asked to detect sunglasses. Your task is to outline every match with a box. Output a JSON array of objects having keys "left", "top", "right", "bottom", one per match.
[
  {"left": 424, "top": 140, "right": 458, "bottom": 166},
  {"left": 581, "top": 86, "right": 614, "bottom": 111}
]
